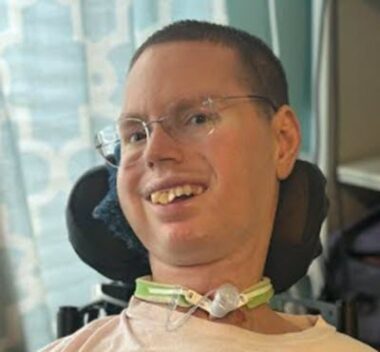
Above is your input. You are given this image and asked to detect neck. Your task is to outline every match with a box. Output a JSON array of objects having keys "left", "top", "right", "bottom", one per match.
[
  {"left": 149, "top": 235, "right": 268, "bottom": 294},
  {"left": 146, "top": 239, "right": 305, "bottom": 334}
]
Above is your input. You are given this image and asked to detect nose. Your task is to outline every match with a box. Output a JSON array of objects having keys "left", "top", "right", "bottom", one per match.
[{"left": 143, "top": 123, "right": 184, "bottom": 169}]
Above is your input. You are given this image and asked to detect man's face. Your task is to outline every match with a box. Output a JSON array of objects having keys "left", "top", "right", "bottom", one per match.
[{"left": 117, "top": 41, "right": 285, "bottom": 268}]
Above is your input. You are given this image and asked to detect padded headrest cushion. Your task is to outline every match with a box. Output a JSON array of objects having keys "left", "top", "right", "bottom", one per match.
[
  {"left": 66, "top": 160, "right": 328, "bottom": 292},
  {"left": 66, "top": 166, "right": 148, "bottom": 283},
  {"left": 264, "top": 160, "right": 328, "bottom": 290}
]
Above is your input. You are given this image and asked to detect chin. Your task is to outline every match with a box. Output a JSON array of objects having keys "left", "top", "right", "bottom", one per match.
[
  {"left": 161, "top": 222, "right": 203, "bottom": 247},
  {"left": 151, "top": 225, "right": 228, "bottom": 265}
]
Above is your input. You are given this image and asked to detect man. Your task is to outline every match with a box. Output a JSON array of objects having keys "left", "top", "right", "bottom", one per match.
[{"left": 42, "top": 21, "right": 374, "bottom": 351}]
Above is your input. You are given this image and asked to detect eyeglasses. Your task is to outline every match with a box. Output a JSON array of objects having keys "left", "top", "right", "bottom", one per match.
[{"left": 95, "top": 94, "right": 277, "bottom": 168}]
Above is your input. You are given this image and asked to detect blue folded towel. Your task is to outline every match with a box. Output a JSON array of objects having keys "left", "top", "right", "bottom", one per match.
[{"left": 92, "top": 164, "right": 146, "bottom": 254}]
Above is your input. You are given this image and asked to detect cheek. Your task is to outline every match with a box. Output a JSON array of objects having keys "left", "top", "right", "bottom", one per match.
[
  {"left": 206, "top": 124, "right": 277, "bottom": 220},
  {"left": 210, "top": 123, "right": 275, "bottom": 183},
  {"left": 116, "top": 168, "right": 143, "bottom": 227}
]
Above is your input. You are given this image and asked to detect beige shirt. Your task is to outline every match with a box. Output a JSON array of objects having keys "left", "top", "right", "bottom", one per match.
[{"left": 40, "top": 297, "right": 375, "bottom": 352}]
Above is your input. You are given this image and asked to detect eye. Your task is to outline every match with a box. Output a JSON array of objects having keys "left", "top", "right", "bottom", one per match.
[
  {"left": 185, "top": 111, "right": 215, "bottom": 126},
  {"left": 189, "top": 113, "right": 209, "bottom": 125},
  {"left": 128, "top": 131, "right": 147, "bottom": 144},
  {"left": 119, "top": 120, "right": 147, "bottom": 145}
]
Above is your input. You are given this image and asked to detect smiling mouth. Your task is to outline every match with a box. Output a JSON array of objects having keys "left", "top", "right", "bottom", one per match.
[{"left": 150, "top": 184, "right": 205, "bottom": 205}]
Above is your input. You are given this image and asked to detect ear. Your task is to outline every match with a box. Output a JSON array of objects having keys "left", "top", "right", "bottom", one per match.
[{"left": 271, "top": 105, "right": 301, "bottom": 180}]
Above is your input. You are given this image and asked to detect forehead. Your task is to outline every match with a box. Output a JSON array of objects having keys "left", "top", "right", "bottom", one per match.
[{"left": 123, "top": 41, "right": 249, "bottom": 113}]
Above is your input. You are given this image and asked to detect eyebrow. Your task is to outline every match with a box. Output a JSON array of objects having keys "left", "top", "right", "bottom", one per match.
[
  {"left": 118, "top": 112, "right": 145, "bottom": 122},
  {"left": 117, "top": 92, "right": 219, "bottom": 122}
]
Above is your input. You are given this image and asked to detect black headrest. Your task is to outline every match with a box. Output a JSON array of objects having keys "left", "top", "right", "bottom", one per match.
[{"left": 66, "top": 160, "right": 328, "bottom": 293}]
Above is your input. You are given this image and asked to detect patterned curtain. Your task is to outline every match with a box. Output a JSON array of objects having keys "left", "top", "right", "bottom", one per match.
[
  {"left": 0, "top": 1, "right": 321, "bottom": 351},
  {"left": 0, "top": 1, "right": 227, "bottom": 351}
]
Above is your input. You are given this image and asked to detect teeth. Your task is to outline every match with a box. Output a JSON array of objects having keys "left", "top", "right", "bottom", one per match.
[
  {"left": 168, "top": 190, "right": 176, "bottom": 203},
  {"left": 184, "top": 185, "right": 192, "bottom": 196},
  {"left": 150, "top": 184, "right": 205, "bottom": 205},
  {"left": 175, "top": 187, "right": 182, "bottom": 197},
  {"left": 158, "top": 192, "right": 169, "bottom": 205},
  {"left": 194, "top": 186, "right": 203, "bottom": 195},
  {"left": 151, "top": 192, "right": 160, "bottom": 204}
]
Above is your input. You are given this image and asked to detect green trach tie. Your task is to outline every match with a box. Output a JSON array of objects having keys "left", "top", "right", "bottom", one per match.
[{"left": 134, "top": 276, "right": 274, "bottom": 318}]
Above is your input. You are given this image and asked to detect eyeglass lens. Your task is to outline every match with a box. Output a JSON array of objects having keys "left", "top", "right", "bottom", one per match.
[{"left": 97, "top": 100, "right": 217, "bottom": 168}]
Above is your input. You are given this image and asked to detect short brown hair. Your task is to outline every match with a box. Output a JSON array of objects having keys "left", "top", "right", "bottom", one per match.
[{"left": 130, "top": 20, "right": 288, "bottom": 110}]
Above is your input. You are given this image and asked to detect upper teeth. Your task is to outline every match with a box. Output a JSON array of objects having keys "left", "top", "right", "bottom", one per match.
[{"left": 150, "top": 185, "right": 204, "bottom": 205}]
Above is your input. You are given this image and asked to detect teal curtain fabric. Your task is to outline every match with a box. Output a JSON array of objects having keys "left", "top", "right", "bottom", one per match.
[
  {"left": 227, "top": 0, "right": 313, "bottom": 154},
  {"left": 0, "top": 1, "right": 227, "bottom": 351},
  {"left": 0, "top": 1, "right": 320, "bottom": 351}
]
